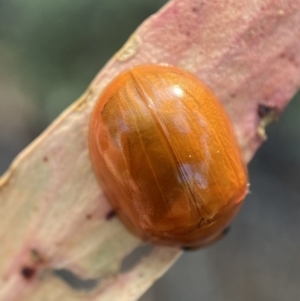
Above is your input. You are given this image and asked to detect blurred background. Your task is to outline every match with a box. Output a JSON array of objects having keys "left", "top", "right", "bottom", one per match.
[{"left": 0, "top": 1, "right": 300, "bottom": 300}]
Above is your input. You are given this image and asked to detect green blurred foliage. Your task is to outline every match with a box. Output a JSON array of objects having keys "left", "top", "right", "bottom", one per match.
[{"left": 0, "top": 0, "right": 166, "bottom": 122}]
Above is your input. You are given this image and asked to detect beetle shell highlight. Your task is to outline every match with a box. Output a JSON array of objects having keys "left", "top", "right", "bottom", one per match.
[{"left": 89, "top": 64, "right": 248, "bottom": 249}]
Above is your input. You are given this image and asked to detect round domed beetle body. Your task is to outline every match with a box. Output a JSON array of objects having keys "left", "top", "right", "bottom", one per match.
[{"left": 89, "top": 64, "right": 248, "bottom": 249}]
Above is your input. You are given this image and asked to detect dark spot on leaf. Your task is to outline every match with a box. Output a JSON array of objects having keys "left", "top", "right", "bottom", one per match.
[
  {"left": 279, "top": 52, "right": 299, "bottom": 67},
  {"left": 258, "top": 104, "right": 276, "bottom": 118},
  {"left": 21, "top": 266, "right": 36, "bottom": 280},
  {"left": 30, "top": 249, "right": 44, "bottom": 263},
  {"left": 288, "top": 55, "right": 296, "bottom": 63},
  {"left": 106, "top": 210, "right": 116, "bottom": 220},
  {"left": 192, "top": 3, "right": 204, "bottom": 13}
]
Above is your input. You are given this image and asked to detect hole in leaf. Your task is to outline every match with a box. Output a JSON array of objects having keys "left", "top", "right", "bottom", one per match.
[
  {"left": 53, "top": 268, "right": 98, "bottom": 291},
  {"left": 257, "top": 104, "right": 277, "bottom": 118},
  {"left": 120, "top": 243, "right": 153, "bottom": 273}
]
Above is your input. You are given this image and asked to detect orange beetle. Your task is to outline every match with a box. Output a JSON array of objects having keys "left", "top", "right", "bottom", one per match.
[{"left": 89, "top": 64, "right": 248, "bottom": 249}]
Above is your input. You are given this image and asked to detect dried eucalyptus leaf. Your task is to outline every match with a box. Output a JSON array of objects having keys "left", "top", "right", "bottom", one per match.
[{"left": 1, "top": 0, "right": 300, "bottom": 300}]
